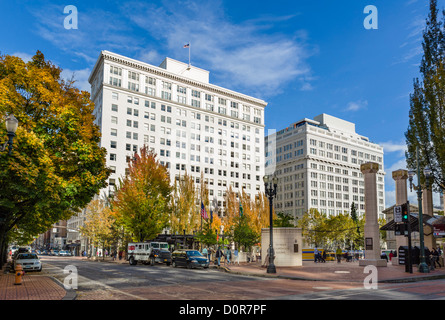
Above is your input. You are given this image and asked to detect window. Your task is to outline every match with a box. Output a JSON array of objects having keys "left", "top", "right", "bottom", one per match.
[
  {"left": 128, "top": 71, "right": 139, "bottom": 81},
  {"left": 110, "top": 65, "right": 122, "bottom": 76},
  {"left": 109, "top": 77, "right": 121, "bottom": 87}
]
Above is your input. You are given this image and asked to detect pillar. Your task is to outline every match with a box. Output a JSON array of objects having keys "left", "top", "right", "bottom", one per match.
[
  {"left": 359, "top": 162, "right": 387, "bottom": 267},
  {"left": 422, "top": 188, "right": 436, "bottom": 251},
  {"left": 392, "top": 170, "right": 409, "bottom": 264}
]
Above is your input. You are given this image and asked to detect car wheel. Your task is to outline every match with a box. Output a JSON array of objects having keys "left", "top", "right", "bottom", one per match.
[
  {"left": 129, "top": 256, "right": 136, "bottom": 265},
  {"left": 172, "top": 261, "right": 177, "bottom": 268},
  {"left": 150, "top": 257, "right": 155, "bottom": 266},
  {"left": 186, "top": 262, "right": 192, "bottom": 269}
]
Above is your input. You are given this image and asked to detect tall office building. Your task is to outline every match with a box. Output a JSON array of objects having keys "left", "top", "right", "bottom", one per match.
[
  {"left": 88, "top": 51, "right": 267, "bottom": 215},
  {"left": 265, "top": 114, "right": 385, "bottom": 221}
]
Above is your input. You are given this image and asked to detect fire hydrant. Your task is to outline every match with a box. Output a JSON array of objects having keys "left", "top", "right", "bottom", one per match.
[{"left": 14, "top": 264, "right": 24, "bottom": 285}]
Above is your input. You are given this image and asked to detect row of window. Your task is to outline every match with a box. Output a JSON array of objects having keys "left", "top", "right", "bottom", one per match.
[{"left": 108, "top": 67, "right": 263, "bottom": 123}]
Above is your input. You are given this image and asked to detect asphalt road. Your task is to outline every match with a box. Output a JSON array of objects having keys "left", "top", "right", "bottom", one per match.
[{"left": 38, "top": 256, "right": 445, "bottom": 302}]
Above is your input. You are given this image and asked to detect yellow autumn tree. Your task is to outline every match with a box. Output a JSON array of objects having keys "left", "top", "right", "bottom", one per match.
[
  {"left": 80, "top": 199, "right": 115, "bottom": 258},
  {"left": 170, "top": 172, "right": 199, "bottom": 234}
]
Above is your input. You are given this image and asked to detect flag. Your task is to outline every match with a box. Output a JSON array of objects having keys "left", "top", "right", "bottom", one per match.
[
  {"left": 239, "top": 201, "right": 243, "bottom": 217},
  {"left": 183, "top": 43, "right": 190, "bottom": 48},
  {"left": 201, "top": 201, "right": 209, "bottom": 220}
]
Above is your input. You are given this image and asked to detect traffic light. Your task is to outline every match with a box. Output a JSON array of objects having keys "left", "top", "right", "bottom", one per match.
[{"left": 402, "top": 203, "right": 409, "bottom": 223}]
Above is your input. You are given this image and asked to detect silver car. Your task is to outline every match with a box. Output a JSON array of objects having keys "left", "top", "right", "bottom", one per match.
[{"left": 14, "top": 253, "right": 42, "bottom": 272}]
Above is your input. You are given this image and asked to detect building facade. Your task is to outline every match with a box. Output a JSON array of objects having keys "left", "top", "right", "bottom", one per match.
[
  {"left": 265, "top": 114, "right": 385, "bottom": 221},
  {"left": 88, "top": 51, "right": 267, "bottom": 215}
]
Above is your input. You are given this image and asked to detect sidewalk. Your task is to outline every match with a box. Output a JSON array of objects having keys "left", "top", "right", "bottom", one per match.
[
  {"left": 2, "top": 257, "right": 445, "bottom": 300},
  {"left": 222, "top": 259, "right": 445, "bottom": 283},
  {"left": 0, "top": 263, "right": 72, "bottom": 300}
]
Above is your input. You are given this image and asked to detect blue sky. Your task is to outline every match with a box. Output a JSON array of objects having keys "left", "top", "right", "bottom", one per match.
[{"left": 1, "top": 0, "right": 442, "bottom": 207}]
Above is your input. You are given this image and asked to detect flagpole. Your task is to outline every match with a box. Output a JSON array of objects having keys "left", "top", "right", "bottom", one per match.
[{"left": 188, "top": 41, "right": 191, "bottom": 67}]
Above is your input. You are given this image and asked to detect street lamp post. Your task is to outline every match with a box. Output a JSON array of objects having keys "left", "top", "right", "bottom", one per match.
[
  {"left": 0, "top": 114, "right": 19, "bottom": 155},
  {"left": 408, "top": 147, "right": 431, "bottom": 273},
  {"left": 263, "top": 174, "right": 278, "bottom": 274}
]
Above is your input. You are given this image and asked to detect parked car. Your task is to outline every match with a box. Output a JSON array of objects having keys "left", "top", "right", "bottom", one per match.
[
  {"left": 12, "top": 247, "right": 31, "bottom": 260},
  {"left": 13, "top": 253, "right": 42, "bottom": 272},
  {"left": 172, "top": 249, "right": 209, "bottom": 269},
  {"left": 51, "top": 250, "right": 59, "bottom": 256},
  {"left": 59, "top": 250, "right": 71, "bottom": 256}
]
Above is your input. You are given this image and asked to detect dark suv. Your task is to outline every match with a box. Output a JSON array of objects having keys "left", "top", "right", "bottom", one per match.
[
  {"left": 172, "top": 250, "right": 209, "bottom": 269},
  {"left": 151, "top": 248, "right": 172, "bottom": 266}
]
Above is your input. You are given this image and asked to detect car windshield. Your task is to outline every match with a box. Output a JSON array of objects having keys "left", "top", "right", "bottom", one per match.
[
  {"left": 160, "top": 243, "right": 169, "bottom": 249},
  {"left": 18, "top": 253, "right": 38, "bottom": 260},
  {"left": 186, "top": 251, "right": 203, "bottom": 257}
]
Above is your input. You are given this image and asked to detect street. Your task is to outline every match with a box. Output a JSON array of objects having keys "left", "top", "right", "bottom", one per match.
[{"left": 35, "top": 256, "right": 445, "bottom": 301}]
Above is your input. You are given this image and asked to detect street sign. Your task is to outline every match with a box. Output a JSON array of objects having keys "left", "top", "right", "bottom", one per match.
[{"left": 394, "top": 205, "right": 402, "bottom": 223}]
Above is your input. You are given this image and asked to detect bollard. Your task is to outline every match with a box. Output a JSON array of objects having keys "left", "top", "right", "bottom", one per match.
[{"left": 14, "top": 264, "right": 25, "bottom": 285}]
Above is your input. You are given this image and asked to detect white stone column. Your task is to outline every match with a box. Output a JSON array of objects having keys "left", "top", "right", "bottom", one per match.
[
  {"left": 392, "top": 170, "right": 408, "bottom": 256},
  {"left": 359, "top": 162, "right": 387, "bottom": 267},
  {"left": 422, "top": 188, "right": 436, "bottom": 251}
]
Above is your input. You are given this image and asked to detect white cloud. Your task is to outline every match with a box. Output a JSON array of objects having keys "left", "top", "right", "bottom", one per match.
[
  {"left": 379, "top": 141, "right": 408, "bottom": 156},
  {"left": 120, "top": 0, "right": 315, "bottom": 98},
  {"left": 11, "top": 52, "right": 34, "bottom": 63},
  {"left": 345, "top": 100, "right": 368, "bottom": 112},
  {"left": 61, "top": 68, "right": 91, "bottom": 92}
]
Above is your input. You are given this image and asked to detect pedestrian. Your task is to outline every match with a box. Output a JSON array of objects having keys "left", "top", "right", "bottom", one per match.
[
  {"left": 432, "top": 248, "right": 441, "bottom": 268},
  {"left": 336, "top": 246, "right": 342, "bottom": 263},
  {"left": 226, "top": 248, "right": 232, "bottom": 265},
  {"left": 314, "top": 247, "right": 319, "bottom": 263},
  {"left": 234, "top": 249, "right": 239, "bottom": 265},
  {"left": 321, "top": 249, "right": 326, "bottom": 263},
  {"left": 389, "top": 250, "right": 394, "bottom": 261},
  {"left": 202, "top": 247, "right": 208, "bottom": 260},
  {"left": 215, "top": 247, "right": 224, "bottom": 267}
]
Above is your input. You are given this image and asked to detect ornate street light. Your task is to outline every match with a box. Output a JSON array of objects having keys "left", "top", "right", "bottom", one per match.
[
  {"left": 263, "top": 174, "right": 278, "bottom": 274},
  {"left": 407, "top": 147, "right": 430, "bottom": 273},
  {"left": 0, "top": 114, "right": 19, "bottom": 155}
]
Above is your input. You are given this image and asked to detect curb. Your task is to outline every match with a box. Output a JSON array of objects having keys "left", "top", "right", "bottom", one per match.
[
  {"left": 49, "top": 276, "right": 77, "bottom": 300},
  {"left": 219, "top": 266, "right": 445, "bottom": 284}
]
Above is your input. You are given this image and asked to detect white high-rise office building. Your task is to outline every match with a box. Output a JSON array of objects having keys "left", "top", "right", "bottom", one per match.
[
  {"left": 265, "top": 114, "right": 385, "bottom": 221},
  {"left": 88, "top": 51, "right": 267, "bottom": 215}
]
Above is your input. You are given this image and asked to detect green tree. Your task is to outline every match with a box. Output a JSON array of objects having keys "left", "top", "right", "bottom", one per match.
[
  {"left": 297, "top": 208, "right": 329, "bottom": 248},
  {"left": 113, "top": 146, "right": 172, "bottom": 242},
  {"left": 405, "top": 0, "right": 445, "bottom": 192},
  {"left": 273, "top": 212, "right": 295, "bottom": 227},
  {"left": 0, "top": 52, "right": 109, "bottom": 265}
]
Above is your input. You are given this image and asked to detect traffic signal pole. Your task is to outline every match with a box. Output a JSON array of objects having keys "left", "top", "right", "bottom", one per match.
[{"left": 403, "top": 202, "right": 413, "bottom": 274}]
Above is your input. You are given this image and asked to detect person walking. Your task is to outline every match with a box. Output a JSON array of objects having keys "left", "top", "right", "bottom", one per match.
[
  {"left": 215, "top": 247, "right": 224, "bottom": 267},
  {"left": 202, "top": 247, "right": 208, "bottom": 260},
  {"left": 336, "top": 246, "right": 342, "bottom": 263},
  {"left": 321, "top": 249, "right": 326, "bottom": 263},
  {"left": 432, "top": 248, "right": 441, "bottom": 268},
  {"left": 234, "top": 249, "right": 239, "bottom": 265},
  {"left": 314, "top": 247, "right": 319, "bottom": 263}
]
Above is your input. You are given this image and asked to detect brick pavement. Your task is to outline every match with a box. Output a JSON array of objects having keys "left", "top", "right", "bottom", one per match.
[{"left": 2, "top": 257, "right": 445, "bottom": 300}]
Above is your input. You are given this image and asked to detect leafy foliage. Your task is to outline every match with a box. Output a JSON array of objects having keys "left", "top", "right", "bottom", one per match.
[
  {"left": 0, "top": 51, "right": 109, "bottom": 244},
  {"left": 112, "top": 146, "right": 172, "bottom": 242},
  {"left": 405, "top": 0, "right": 445, "bottom": 192}
]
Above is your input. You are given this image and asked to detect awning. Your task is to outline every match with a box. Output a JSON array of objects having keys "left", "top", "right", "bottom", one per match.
[{"left": 380, "top": 213, "right": 439, "bottom": 232}]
